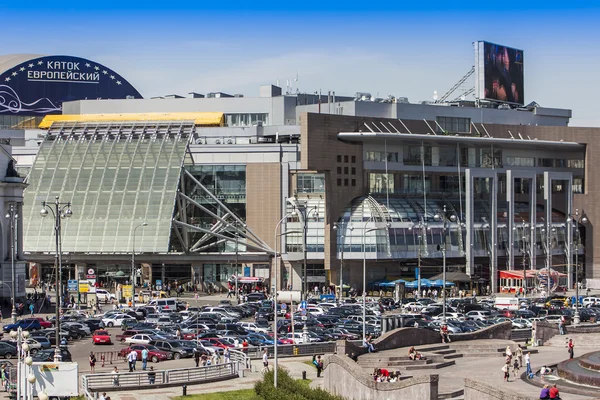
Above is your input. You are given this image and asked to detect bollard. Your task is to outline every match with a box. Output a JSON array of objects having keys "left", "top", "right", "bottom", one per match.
[
  {"left": 182, "top": 384, "right": 187, "bottom": 396},
  {"left": 302, "top": 370, "right": 307, "bottom": 380}
]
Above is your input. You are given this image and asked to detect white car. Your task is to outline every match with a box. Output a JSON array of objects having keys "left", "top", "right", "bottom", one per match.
[
  {"left": 237, "top": 322, "right": 269, "bottom": 334},
  {"left": 101, "top": 314, "right": 135, "bottom": 327},
  {"left": 95, "top": 289, "right": 117, "bottom": 302},
  {"left": 125, "top": 334, "right": 153, "bottom": 345},
  {"left": 465, "top": 310, "right": 492, "bottom": 321},
  {"left": 403, "top": 302, "right": 424, "bottom": 312}
]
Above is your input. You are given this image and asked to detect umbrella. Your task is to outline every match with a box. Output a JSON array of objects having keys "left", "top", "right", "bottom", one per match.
[
  {"left": 405, "top": 279, "right": 433, "bottom": 289},
  {"left": 378, "top": 279, "right": 407, "bottom": 287}
]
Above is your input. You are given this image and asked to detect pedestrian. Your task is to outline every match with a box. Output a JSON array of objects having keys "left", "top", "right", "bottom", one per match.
[
  {"left": 539, "top": 384, "right": 550, "bottom": 399},
  {"left": 525, "top": 352, "right": 532, "bottom": 377},
  {"left": 516, "top": 344, "right": 523, "bottom": 367},
  {"left": 512, "top": 357, "right": 520, "bottom": 378},
  {"left": 261, "top": 349, "right": 269, "bottom": 373},
  {"left": 141, "top": 347, "right": 149, "bottom": 370},
  {"left": 194, "top": 348, "right": 201, "bottom": 367},
  {"left": 558, "top": 316, "right": 565, "bottom": 335},
  {"left": 127, "top": 349, "right": 137, "bottom": 372},
  {"left": 89, "top": 352, "right": 97, "bottom": 373},
  {"left": 568, "top": 339, "right": 574, "bottom": 359},
  {"left": 502, "top": 361, "right": 510, "bottom": 382},
  {"left": 29, "top": 303, "right": 34, "bottom": 316},
  {"left": 224, "top": 347, "right": 231, "bottom": 363},
  {"left": 147, "top": 366, "right": 156, "bottom": 384},
  {"left": 101, "top": 354, "right": 105, "bottom": 368},
  {"left": 111, "top": 367, "right": 120, "bottom": 387},
  {"left": 313, "top": 355, "right": 323, "bottom": 378},
  {"left": 549, "top": 384, "right": 560, "bottom": 399},
  {"left": 98, "top": 393, "right": 107, "bottom": 400},
  {"left": 211, "top": 351, "right": 220, "bottom": 365}
]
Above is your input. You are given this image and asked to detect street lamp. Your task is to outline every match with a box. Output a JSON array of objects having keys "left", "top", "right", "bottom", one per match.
[
  {"left": 520, "top": 219, "right": 530, "bottom": 295},
  {"left": 362, "top": 218, "right": 390, "bottom": 342},
  {"left": 409, "top": 218, "right": 428, "bottom": 298},
  {"left": 333, "top": 222, "right": 354, "bottom": 302},
  {"left": 541, "top": 221, "right": 557, "bottom": 296},
  {"left": 40, "top": 196, "right": 72, "bottom": 362},
  {"left": 132, "top": 222, "right": 148, "bottom": 310},
  {"left": 6, "top": 204, "right": 18, "bottom": 324},
  {"left": 11, "top": 328, "right": 33, "bottom": 400},
  {"left": 273, "top": 211, "right": 296, "bottom": 388},
  {"left": 569, "top": 209, "right": 588, "bottom": 325},
  {"left": 434, "top": 205, "right": 457, "bottom": 324}
]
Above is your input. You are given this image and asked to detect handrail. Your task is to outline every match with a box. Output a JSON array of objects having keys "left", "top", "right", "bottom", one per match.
[
  {"left": 81, "top": 361, "right": 239, "bottom": 394},
  {"left": 229, "top": 348, "right": 251, "bottom": 369}
]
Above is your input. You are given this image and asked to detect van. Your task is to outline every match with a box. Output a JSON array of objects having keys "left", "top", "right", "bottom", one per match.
[
  {"left": 583, "top": 297, "right": 600, "bottom": 307},
  {"left": 494, "top": 297, "right": 520, "bottom": 311},
  {"left": 148, "top": 297, "right": 177, "bottom": 312}
]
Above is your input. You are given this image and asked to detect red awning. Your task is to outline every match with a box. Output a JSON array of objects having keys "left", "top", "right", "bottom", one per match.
[{"left": 499, "top": 269, "right": 567, "bottom": 280}]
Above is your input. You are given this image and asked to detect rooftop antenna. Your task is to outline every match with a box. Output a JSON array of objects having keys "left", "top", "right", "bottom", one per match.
[{"left": 295, "top": 73, "right": 299, "bottom": 94}]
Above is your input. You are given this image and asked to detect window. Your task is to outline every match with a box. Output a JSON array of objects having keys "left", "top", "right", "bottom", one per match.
[
  {"left": 337, "top": 167, "right": 342, "bottom": 174},
  {"left": 351, "top": 156, "right": 356, "bottom": 163},
  {"left": 351, "top": 179, "right": 356, "bottom": 187},
  {"left": 568, "top": 159, "right": 585, "bottom": 168},
  {"left": 296, "top": 173, "right": 325, "bottom": 193},
  {"left": 225, "top": 113, "right": 268, "bottom": 127},
  {"left": 351, "top": 167, "right": 356, "bottom": 175},
  {"left": 337, "top": 155, "right": 342, "bottom": 162},
  {"left": 369, "top": 173, "right": 394, "bottom": 193},
  {"left": 439, "top": 175, "right": 460, "bottom": 192},
  {"left": 438, "top": 147, "right": 457, "bottom": 166},
  {"left": 344, "top": 167, "right": 348, "bottom": 174},
  {"left": 574, "top": 177, "right": 584, "bottom": 194},
  {"left": 505, "top": 157, "right": 535, "bottom": 167},
  {"left": 404, "top": 146, "right": 432, "bottom": 166},
  {"left": 436, "top": 116, "right": 470, "bottom": 134},
  {"left": 337, "top": 178, "right": 342, "bottom": 186},
  {"left": 481, "top": 149, "right": 502, "bottom": 168},
  {"left": 344, "top": 155, "right": 349, "bottom": 163},
  {"left": 365, "top": 151, "right": 398, "bottom": 163},
  {"left": 344, "top": 179, "right": 349, "bottom": 186},
  {"left": 403, "top": 175, "right": 431, "bottom": 193}
]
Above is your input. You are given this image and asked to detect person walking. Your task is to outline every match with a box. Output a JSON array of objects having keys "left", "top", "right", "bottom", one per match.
[
  {"left": 502, "top": 361, "right": 510, "bottom": 382},
  {"left": 127, "top": 349, "right": 137, "bottom": 372},
  {"left": 261, "top": 349, "right": 269, "bottom": 373},
  {"left": 141, "top": 347, "right": 149, "bottom": 371},
  {"left": 313, "top": 355, "right": 323, "bottom": 378},
  {"left": 194, "top": 348, "right": 201, "bottom": 367},
  {"left": 89, "top": 352, "right": 97, "bottom": 373},
  {"left": 512, "top": 357, "right": 520, "bottom": 379},
  {"left": 516, "top": 344, "right": 523, "bottom": 367},
  {"left": 525, "top": 352, "right": 532, "bottom": 377},
  {"left": 224, "top": 347, "right": 231, "bottom": 364},
  {"left": 558, "top": 316, "right": 565, "bottom": 335},
  {"left": 111, "top": 367, "right": 120, "bottom": 387},
  {"left": 147, "top": 366, "right": 156, "bottom": 384},
  {"left": 568, "top": 339, "right": 575, "bottom": 359}
]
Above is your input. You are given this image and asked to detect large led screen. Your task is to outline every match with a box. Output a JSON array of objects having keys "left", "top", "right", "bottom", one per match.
[{"left": 475, "top": 41, "right": 524, "bottom": 105}]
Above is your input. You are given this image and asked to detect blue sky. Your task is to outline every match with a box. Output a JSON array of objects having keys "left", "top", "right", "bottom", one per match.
[{"left": 2, "top": 2, "right": 599, "bottom": 126}]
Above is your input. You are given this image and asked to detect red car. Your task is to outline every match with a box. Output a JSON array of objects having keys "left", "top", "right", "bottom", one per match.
[
  {"left": 118, "top": 344, "right": 172, "bottom": 363},
  {"left": 33, "top": 318, "right": 52, "bottom": 329},
  {"left": 92, "top": 330, "right": 112, "bottom": 345},
  {"left": 279, "top": 338, "right": 295, "bottom": 344},
  {"left": 203, "top": 338, "right": 235, "bottom": 349}
]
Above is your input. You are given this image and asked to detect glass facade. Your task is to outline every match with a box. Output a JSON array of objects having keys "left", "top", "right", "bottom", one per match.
[
  {"left": 285, "top": 198, "right": 326, "bottom": 253},
  {"left": 224, "top": 113, "right": 268, "bottom": 127},
  {"left": 23, "top": 122, "right": 190, "bottom": 253},
  {"left": 436, "top": 117, "right": 470, "bottom": 134},
  {"left": 296, "top": 173, "right": 325, "bottom": 194}
]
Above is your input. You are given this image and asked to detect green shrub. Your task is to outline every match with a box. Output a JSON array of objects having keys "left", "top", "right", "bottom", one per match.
[{"left": 254, "top": 368, "right": 345, "bottom": 400}]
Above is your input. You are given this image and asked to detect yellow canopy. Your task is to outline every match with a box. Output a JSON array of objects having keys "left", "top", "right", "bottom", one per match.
[{"left": 39, "top": 112, "right": 224, "bottom": 129}]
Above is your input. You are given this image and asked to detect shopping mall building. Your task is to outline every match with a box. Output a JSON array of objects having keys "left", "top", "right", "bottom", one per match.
[{"left": 1, "top": 53, "right": 599, "bottom": 298}]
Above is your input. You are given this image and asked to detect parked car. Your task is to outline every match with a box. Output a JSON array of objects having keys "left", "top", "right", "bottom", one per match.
[
  {"left": 3, "top": 319, "right": 42, "bottom": 333},
  {"left": 92, "top": 330, "right": 112, "bottom": 345},
  {"left": 102, "top": 314, "right": 136, "bottom": 327},
  {"left": 33, "top": 347, "right": 72, "bottom": 362},
  {"left": 149, "top": 340, "right": 195, "bottom": 359},
  {"left": 118, "top": 344, "right": 171, "bottom": 363},
  {"left": 95, "top": 289, "right": 117, "bottom": 302},
  {"left": 125, "top": 334, "right": 154, "bottom": 345}
]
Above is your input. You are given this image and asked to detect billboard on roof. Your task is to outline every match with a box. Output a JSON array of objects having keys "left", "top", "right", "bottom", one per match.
[
  {"left": 0, "top": 55, "right": 142, "bottom": 116},
  {"left": 474, "top": 41, "right": 524, "bottom": 105}
]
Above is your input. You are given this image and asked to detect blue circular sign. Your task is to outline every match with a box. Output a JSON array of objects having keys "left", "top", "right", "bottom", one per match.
[{"left": 0, "top": 55, "right": 142, "bottom": 116}]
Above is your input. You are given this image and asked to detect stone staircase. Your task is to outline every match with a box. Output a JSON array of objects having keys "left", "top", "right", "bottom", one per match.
[{"left": 545, "top": 332, "right": 600, "bottom": 349}]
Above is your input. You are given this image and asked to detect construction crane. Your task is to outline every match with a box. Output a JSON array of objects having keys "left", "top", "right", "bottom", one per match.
[{"left": 435, "top": 67, "right": 475, "bottom": 103}]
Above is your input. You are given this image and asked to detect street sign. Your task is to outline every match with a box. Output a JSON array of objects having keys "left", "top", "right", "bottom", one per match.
[
  {"left": 78, "top": 282, "right": 89, "bottom": 293},
  {"left": 281, "top": 303, "right": 287, "bottom": 310},
  {"left": 123, "top": 284, "right": 132, "bottom": 298},
  {"left": 299, "top": 300, "right": 307, "bottom": 310},
  {"left": 87, "top": 268, "right": 95, "bottom": 276},
  {"left": 67, "top": 280, "right": 78, "bottom": 291},
  {"left": 156, "top": 279, "right": 162, "bottom": 290}
]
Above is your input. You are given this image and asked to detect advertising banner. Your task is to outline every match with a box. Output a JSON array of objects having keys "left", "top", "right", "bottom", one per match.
[{"left": 475, "top": 41, "right": 524, "bottom": 105}]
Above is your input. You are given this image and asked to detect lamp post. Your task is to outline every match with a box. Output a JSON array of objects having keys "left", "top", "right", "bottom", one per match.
[
  {"left": 235, "top": 221, "right": 239, "bottom": 299},
  {"left": 333, "top": 222, "right": 354, "bottom": 302},
  {"left": 362, "top": 218, "right": 390, "bottom": 342},
  {"left": 40, "top": 196, "right": 72, "bottom": 362},
  {"left": 541, "top": 220, "right": 556, "bottom": 296},
  {"left": 11, "top": 327, "right": 34, "bottom": 400},
  {"left": 521, "top": 220, "right": 530, "bottom": 295},
  {"left": 273, "top": 211, "right": 296, "bottom": 388},
  {"left": 434, "top": 205, "right": 457, "bottom": 324},
  {"left": 411, "top": 218, "right": 427, "bottom": 298},
  {"left": 132, "top": 222, "right": 148, "bottom": 310},
  {"left": 570, "top": 209, "right": 587, "bottom": 325},
  {"left": 6, "top": 204, "right": 18, "bottom": 324}
]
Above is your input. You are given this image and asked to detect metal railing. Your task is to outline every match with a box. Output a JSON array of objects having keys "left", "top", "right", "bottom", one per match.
[
  {"left": 229, "top": 348, "right": 251, "bottom": 369},
  {"left": 244, "top": 342, "right": 337, "bottom": 360},
  {"left": 81, "top": 362, "right": 239, "bottom": 395}
]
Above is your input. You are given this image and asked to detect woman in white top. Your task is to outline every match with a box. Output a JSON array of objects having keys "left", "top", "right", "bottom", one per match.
[{"left": 261, "top": 349, "right": 269, "bottom": 373}]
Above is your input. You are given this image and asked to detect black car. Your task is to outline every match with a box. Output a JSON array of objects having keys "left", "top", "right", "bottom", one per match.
[
  {"left": 32, "top": 348, "right": 72, "bottom": 362},
  {"left": 82, "top": 319, "right": 103, "bottom": 331},
  {"left": 149, "top": 340, "right": 194, "bottom": 359},
  {"left": 0, "top": 342, "right": 17, "bottom": 359},
  {"left": 255, "top": 307, "right": 274, "bottom": 321},
  {"left": 246, "top": 292, "right": 266, "bottom": 302}
]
